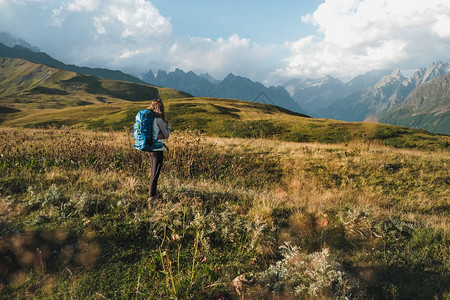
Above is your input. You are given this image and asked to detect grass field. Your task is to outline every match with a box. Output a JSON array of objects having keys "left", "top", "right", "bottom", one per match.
[
  {"left": 1, "top": 57, "right": 449, "bottom": 298},
  {"left": 0, "top": 127, "right": 448, "bottom": 299}
]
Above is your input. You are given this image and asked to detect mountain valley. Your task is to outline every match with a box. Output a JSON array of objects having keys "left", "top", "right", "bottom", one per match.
[{"left": 1, "top": 35, "right": 449, "bottom": 135}]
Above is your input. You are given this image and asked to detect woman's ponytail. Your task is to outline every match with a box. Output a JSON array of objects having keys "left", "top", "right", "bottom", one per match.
[{"left": 149, "top": 98, "right": 166, "bottom": 122}]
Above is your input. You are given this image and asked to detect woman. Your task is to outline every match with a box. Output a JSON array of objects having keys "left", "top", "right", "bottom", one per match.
[{"left": 148, "top": 98, "right": 170, "bottom": 202}]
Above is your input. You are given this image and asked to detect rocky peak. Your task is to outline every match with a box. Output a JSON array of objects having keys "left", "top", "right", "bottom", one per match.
[
  {"left": 222, "top": 73, "right": 250, "bottom": 86},
  {"left": 155, "top": 70, "right": 168, "bottom": 81},
  {"left": 143, "top": 70, "right": 155, "bottom": 82},
  {"left": 156, "top": 69, "right": 167, "bottom": 77},
  {"left": 374, "top": 69, "right": 405, "bottom": 89},
  {"left": 346, "top": 69, "right": 391, "bottom": 92},
  {"left": 174, "top": 68, "right": 186, "bottom": 75},
  {"left": 422, "top": 60, "right": 449, "bottom": 84},
  {"left": 223, "top": 73, "right": 237, "bottom": 80},
  {"left": 199, "top": 73, "right": 220, "bottom": 85},
  {"left": 402, "top": 68, "right": 426, "bottom": 89}
]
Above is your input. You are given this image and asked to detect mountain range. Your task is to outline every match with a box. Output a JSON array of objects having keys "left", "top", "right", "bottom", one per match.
[
  {"left": 316, "top": 61, "right": 450, "bottom": 134},
  {"left": 379, "top": 72, "right": 450, "bottom": 135},
  {"left": 282, "top": 70, "right": 389, "bottom": 114},
  {"left": 144, "top": 69, "right": 307, "bottom": 114},
  {"left": 144, "top": 68, "right": 391, "bottom": 118},
  {"left": 145, "top": 62, "right": 450, "bottom": 135},
  {"left": 1, "top": 32, "right": 448, "bottom": 135}
]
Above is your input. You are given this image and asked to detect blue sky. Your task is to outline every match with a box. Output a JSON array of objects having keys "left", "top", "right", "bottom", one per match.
[
  {"left": 1, "top": 0, "right": 449, "bottom": 84},
  {"left": 151, "top": 0, "right": 321, "bottom": 45}
]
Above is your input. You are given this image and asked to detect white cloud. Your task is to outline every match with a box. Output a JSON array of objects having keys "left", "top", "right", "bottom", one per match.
[
  {"left": 0, "top": 0, "right": 278, "bottom": 81},
  {"left": 164, "top": 34, "right": 275, "bottom": 80},
  {"left": 433, "top": 14, "right": 450, "bottom": 38},
  {"left": 0, "top": 0, "right": 172, "bottom": 70},
  {"left": 277, "top": 0, "right": 450, "bottom": 80},
  {"left": 3, "top": 0, "right": 448, "bottom": 83},
  {"left": 67, "top": 0, "right": 98, "bottom": 12}
]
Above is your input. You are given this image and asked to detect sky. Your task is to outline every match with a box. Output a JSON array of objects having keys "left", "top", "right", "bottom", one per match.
[{"left": 1, "top": 0, "right": 449, "bottom": 85}]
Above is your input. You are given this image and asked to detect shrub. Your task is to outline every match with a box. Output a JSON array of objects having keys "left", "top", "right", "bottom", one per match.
[
  {"left": 27, "top": 184, "right": 69, "bottom": 212},
  {"left": 71, "top": 192, "right": 111, "bottom": 217},
  {"left": 257, "top": 243, "right": 359, "bottom": 298}
]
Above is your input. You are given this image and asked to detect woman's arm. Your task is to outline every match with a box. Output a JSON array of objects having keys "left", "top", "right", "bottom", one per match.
[{"left": 156, "top": 118, "right": 170, "bottom": 139}]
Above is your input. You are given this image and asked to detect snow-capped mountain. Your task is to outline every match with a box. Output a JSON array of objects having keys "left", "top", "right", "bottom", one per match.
[
  {"left": 317, "top": 61, "right": 450, "bottom": 127},
  {"left": 282, "top": 70, "right": 390, "bottom": 115},
  {"left": 380, "top": 72, "right": 450, "bottom": 135},
  {"left": 282, "top": 76, "right": 349, "bottom": 114}
]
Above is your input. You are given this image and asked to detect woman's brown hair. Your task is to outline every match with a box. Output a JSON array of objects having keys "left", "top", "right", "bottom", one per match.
[{"left": 148, "top": 98, "right": 167, "bottom": 122}]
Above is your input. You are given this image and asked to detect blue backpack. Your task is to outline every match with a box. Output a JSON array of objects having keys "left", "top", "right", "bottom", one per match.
[{"left": 132, "top": 109, "right": 163, "bottom": 151}]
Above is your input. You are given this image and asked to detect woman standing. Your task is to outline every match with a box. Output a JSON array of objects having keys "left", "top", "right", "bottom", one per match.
[{"left": 148, "top": 98, "right": 170, "bottom": 202}]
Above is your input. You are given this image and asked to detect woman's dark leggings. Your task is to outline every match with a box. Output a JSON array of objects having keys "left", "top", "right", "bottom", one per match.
[{"left": 149, "top": 151, "right": 164, "bottom": 197}]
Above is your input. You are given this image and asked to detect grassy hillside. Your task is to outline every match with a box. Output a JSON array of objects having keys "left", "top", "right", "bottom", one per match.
[
  {"left": 0, "top": 128, "right": 448, "bottom": 299},
  {"left": 0, "top": 57, "right": 191, "bottom": 111},
  {"left": 2, "top": 96, "right": 449, "bottom": 150}
]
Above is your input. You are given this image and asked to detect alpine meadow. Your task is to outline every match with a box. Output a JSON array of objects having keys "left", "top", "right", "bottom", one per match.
[{"left": 0, "top": 55, "right": 449, "bottom": 299}]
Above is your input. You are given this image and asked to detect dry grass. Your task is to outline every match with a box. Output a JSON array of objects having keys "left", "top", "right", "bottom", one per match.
[
  {"left": 1, "top": 126, "right": 448, "bottom": 223},
  {"left": 0, "top": 127, "right": 449, "bottom": 299}
]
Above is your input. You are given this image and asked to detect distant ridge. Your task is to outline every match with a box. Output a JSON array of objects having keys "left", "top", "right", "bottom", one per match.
[
  {"left": 0, "top": 42, "right": 145, "bottom": 84},
  {"left": 143, "top": 68, "right": 307, "bottom": 115}
]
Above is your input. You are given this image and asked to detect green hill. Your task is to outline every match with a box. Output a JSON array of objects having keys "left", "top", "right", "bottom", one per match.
[
  {"left": 0, "top": 57, "right": 191, "bottom": 120},
  {"left": 2, "top": 96, "right": 448, "bottom": 150},
  {"left": 1, "top": 57, "right": 449, "bottom": 150}
]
